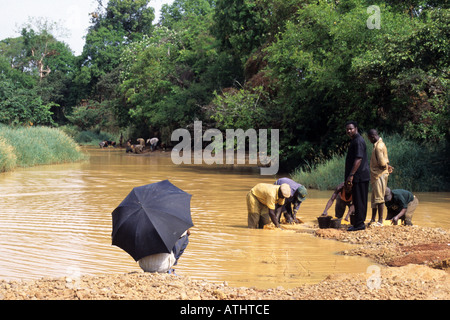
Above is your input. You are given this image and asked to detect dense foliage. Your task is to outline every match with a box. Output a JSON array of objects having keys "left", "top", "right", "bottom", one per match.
[{"left": 0, "top": 0, "right": 448, "bottom": 187}]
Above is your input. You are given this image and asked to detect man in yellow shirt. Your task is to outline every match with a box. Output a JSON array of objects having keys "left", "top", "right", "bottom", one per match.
[
  {"left": 368, "top": 129, "right": 390, "bottom": 226},
  {"left": 247, "top": 183, "right": 291, "bottom": 228}
]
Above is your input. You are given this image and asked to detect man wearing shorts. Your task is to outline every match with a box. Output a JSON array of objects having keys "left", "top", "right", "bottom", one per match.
[{"left": 368, "top": 129, "right": 390, "bottom": 226}]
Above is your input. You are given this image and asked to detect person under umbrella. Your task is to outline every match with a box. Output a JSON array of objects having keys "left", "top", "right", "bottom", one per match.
[
  {"left": 111, "top": 180, "right": 194, "bottom": 274},
  {"left": 138, "top": 229, "right": 190, "bottom": 274}
]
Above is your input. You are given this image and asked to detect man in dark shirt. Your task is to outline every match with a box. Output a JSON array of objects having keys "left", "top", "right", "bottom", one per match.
[
  {"left": 345, "top": 121, "right": 370, "bottom": 231},
  {"left": 384, "top": 188, "right": 418, "bottom": 225}
]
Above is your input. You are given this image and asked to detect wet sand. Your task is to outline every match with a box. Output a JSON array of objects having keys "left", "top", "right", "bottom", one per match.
[{"left": 1, "top": 224, "right": 448, "bottom": 301}]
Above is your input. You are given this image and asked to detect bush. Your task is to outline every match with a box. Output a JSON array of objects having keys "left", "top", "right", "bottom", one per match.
[
  {"left": 384, "top": 134, "right": 449, "bottom": 192},
  {"left": 0, "top": 126, "right": 87, "bottom": 170},
  {"left": 292, "top": 155, "right": 345, "bottom": 191},
  {"left": 74, "top": 130, "right": 117, "bottom": 145},
  {"left": 59, "top": 125, "right": 119, "bottom": 146}
]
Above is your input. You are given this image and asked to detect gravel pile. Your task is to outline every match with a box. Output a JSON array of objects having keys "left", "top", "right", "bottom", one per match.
[{"left": 1, "top": 225, "right": 448, "bottom": 300}]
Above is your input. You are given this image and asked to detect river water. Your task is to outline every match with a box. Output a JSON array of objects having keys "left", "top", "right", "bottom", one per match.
[{"left": 0, "top": 147, "right": 448, "bottom": 289}]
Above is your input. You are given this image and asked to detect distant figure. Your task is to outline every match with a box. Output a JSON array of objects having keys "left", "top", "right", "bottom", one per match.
[
  {"left": 368, "top": 129, "right": 390, "bottom": 226},
  {"left": 99, "top": 140, "right": 116, "bottom": 148},
  {"left": 147, "top": 137, "right": 159, "bottom": 151},
  {"left": 246, "top": 183, "right": 291, "bottom": 229},
  {"left": 274, "top": 178, "right": 307, "bottom": 223},
  {"left": 138, "top": 230, "right": 190, "bottom": 275},
  {"left": 384, "top": 188, "right": 418, "bottom": 225},
  {"left": 134, "top": 144, "right": 144, "bottom": 153},
  {"left": 126, "top": 140, "right": 133, "bottom": 153},
  {"left": 137, "top": 138, "right": 145, "bottom": 147},
  {"left": 321, "top": 182, "right": 354, "bottom": 221}
]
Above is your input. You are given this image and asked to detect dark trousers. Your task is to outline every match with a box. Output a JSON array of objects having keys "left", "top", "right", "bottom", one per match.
[
  {"left": 352, "top": 181, "right": 369, "bottom": 228},
  {"left": 172, "top": 234, "right": 189, "bottom": 266}
]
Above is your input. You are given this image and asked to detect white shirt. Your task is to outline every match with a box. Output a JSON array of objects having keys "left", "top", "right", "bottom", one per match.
[
  {"left": 147, "top": 138, "right": 159, "bottom": 145},
  {"left": 138, "top": 252, "right": 176, "bottom": 273}
]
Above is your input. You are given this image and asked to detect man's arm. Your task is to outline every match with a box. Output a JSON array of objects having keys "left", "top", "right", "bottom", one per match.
[
  {"left": 375, "top": 146, "right": 388, "bottom": 169},
  {"left": 346, "top": 158, "right": 362, "bottom": 184},
  {"left": 269, "top": 206, "right": 283, "bottom": 228},
  {"left": 322, "top": 195, "right": 336, "bottom": 216},
  {"left": 322, "top": 184, "right": 343, "bottom": 215},
  {"left": 392, "top": 208, "right": 407, "bottom": 225}
]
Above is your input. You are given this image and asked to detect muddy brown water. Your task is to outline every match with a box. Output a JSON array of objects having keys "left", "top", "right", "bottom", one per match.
[{"left": 0, "top": 147, "right": 448, "bottom": 289}]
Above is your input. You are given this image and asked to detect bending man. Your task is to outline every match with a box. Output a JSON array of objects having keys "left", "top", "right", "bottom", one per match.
[{"left": 247, "top": 183, "right": 291, "bottom": 229}]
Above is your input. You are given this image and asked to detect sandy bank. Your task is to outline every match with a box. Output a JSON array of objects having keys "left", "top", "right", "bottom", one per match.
[{"left": 0, "top": 225, "right": 448, "bottom": 301}]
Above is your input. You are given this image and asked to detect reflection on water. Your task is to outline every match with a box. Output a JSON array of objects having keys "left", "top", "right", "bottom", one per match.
[{"left": 0, "top": 147, "right": 448, "bottom": 289}]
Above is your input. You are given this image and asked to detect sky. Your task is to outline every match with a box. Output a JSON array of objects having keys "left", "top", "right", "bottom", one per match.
[{"left": 0, "top": 0, "right": 174, "bottom": 56}]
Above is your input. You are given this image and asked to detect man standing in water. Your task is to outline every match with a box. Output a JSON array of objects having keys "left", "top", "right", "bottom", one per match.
[
  {"left": 247, "top": 183, "right": 291, "bottom": 229},
  {"left": 368, "top": 129, "right": 390, "bottom": 226},
  {"left": 274, "top": 177, "right": 307, "bottom": 224},
  {"left": 345, "top": 121, "right": 370, "bottom": 231}
]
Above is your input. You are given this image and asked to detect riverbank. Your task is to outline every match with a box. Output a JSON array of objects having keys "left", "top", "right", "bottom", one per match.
[
  {"left": 0, "top": 126, "right": 87, "bottom": 172},
  {"left": 1, "top": 224, "right": 448, "bottom": 300}
]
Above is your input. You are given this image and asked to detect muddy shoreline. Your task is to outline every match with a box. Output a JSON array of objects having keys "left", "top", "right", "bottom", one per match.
[{"left": 1, "top": 224, "right": 448, "bottom": 300}]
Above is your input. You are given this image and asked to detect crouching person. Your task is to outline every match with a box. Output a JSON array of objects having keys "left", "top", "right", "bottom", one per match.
[
  {"left": 246, "top": 183, "right": 291, "bottom": 229},
  {"left": 138, "top": 230, "right": 190, "bottom": 275},
  {"left": 384, "top": 188, "right": 418, "bottom": 226}
]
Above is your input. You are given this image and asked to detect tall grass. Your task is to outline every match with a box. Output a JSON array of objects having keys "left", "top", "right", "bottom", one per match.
[
  {"left": 0, "top": 125, "right": 87, "bottom": 172},
  {"left": 291, "top": 134, "right": 449, "bottom": 192},
  {"left": 293, "top": 155, "right": 345, "bottom": 191},
  {"left": 0, "top": 136, "right": 17, "bottom": 172},
  {"left": 383, "top": 134, "right": 449, "bottom": 192}
]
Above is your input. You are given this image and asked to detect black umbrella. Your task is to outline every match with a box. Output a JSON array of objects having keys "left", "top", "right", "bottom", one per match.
[{"left": 111, "top": 180, "right": 193, "bottom": 261}]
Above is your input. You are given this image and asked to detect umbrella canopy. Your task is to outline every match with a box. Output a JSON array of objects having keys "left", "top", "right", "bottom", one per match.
[{"left": 111, "top": 180, "right": 193, "bottom": 261}]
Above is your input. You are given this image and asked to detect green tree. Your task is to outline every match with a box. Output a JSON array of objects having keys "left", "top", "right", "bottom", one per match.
[
  {"left": 0, "top": 73, "right": 55, "bottom": 126},
  {"left": 119, "top": 0, "right": 236, "bottom": 138},
  {"left": 263, "top": 0, "right": 449, "bottom": 169},
  {"left": 91, "top": 0, "right": 155, "bottom": 41},
  {"left": 159, "top": 0, "right": 216, "bottom": 26},
  {"left": 0, "top": 21, "right": 76, "bottom": 125},
  {"left": 77, "top": 0, "right": 155, "bottom": 100}
]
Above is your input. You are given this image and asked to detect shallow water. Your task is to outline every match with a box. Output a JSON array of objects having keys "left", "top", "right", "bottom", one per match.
[{"left": 0, "top": 147, "right": 448, "bottom": 289}]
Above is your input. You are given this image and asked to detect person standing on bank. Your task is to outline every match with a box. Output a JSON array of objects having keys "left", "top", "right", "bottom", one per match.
[
  {"left": 368, "top": 129, "right": 390, "bottom": 226},
  {"left": 345, "top": 121, "right": 370, "bottom": 231}
]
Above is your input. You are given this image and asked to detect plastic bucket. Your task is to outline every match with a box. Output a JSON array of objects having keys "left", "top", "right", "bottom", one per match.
[
  {"left": 317, "top": 216, "right": 332, "bottom": 229},
  {"left": 330, "top": 218, "right": 341, "bottom": 229}
]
